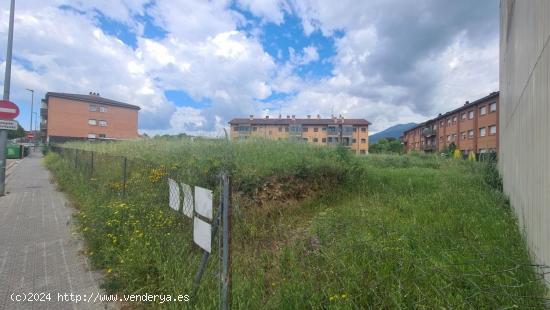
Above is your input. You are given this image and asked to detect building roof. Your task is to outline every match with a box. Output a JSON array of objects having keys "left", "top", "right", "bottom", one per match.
[
  {"left": 228, "top": 117, "right": 371, "bottom": 126},
  {"left": 403, "top": 91, "right": 499, "bottom": 135},
  {"left": 45, "top": 92, "right": 141, "bottom": 110}
]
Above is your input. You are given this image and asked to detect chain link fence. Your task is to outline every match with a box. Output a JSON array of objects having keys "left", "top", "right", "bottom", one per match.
[{"left": 48, "top": 145, "right": 231, "bottom": 309}]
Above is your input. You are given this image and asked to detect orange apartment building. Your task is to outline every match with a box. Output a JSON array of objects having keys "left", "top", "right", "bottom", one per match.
[
  {"left": 403, "top": 91, "right": 499, "bottom": 156},
  {"left": 40, "top": 92, "right": 140, "bottom": 143},
  {"left": 229, "top": 115, "right": 371, "bottom": 154}
]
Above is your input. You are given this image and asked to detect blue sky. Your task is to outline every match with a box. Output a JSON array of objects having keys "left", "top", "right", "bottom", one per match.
[{"left": 0, "top": 0, "right": 499, "bottom": 135}]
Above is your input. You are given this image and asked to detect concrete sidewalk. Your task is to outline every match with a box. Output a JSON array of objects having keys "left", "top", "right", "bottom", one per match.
[{"left": 0, "top": 151, "right": 107, "bottom": 309}]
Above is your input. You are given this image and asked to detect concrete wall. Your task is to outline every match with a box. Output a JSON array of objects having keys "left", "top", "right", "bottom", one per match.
[{"left": 499, "top": 0, "right": 550, "bottom": 285}]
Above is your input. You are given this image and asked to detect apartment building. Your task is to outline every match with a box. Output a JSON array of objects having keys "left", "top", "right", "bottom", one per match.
[
  {"left": 40, "top": 92, "right": 140, "bottom": 143},
  {"left": 229, "top": 115, "right": 371, "bottom": 154},
  {"left": 403, "top": 91, "right": 499, "bottom": 156}
]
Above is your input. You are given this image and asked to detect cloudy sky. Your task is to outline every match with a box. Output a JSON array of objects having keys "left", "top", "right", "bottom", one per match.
[{"left": 0, "top": 0, "right": 499, "bottom": 135}]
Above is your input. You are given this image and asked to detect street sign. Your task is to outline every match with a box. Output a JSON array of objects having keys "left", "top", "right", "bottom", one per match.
[
  {"left": 27, "top": 133, "right": 34, "bottom": 139},
  {"left": 0, "top": 100, "right": 19, "bottom": 119},
  {"left": 0, "top": 119, "right": 17, "bottom": 131}
]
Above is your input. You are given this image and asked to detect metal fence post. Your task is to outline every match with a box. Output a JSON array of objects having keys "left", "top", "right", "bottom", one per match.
[
  {"left": 122, "top": 157, "right": 127, "bottom": 198},
  {"left": 221, "top": 173, "right": 232, "bottom": 310},
  {"left": 90, "top": 151, "right": 94, "bottom": 178}
]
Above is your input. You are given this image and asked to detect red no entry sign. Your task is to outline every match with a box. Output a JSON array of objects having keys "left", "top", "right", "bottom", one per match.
[{"left": 0, "top": 100, "right": 19, "bottom": 120}]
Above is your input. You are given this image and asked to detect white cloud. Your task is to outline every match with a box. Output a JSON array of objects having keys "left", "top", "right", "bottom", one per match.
[{"left": 236, "top": 0, "right": 289, "bottom": 24}]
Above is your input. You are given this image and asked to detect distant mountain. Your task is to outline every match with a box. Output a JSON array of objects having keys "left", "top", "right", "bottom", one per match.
[{"left": 369, "top": 123, "right": 417, "bottom": 143}]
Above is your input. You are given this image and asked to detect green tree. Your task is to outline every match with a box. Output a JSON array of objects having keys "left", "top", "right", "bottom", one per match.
[
  {"left": 8, "top": 123, "right": 25, "bottom": 140},
  {"left": 369, "top": 138, "right": 404, "bottom": 154}
]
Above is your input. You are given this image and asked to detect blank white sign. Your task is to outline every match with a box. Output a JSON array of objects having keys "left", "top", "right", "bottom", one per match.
[
  {"left": 181, "top": 183, "right": 194, "bottom": 218},
  {"left": 194, "top": 186, "right": 213, "bottom": 220},
  {"left": 168, "top": 178, "right": 180, "bottom": 212},
  {"left": 193, "top": 217, "right": 211, "bottom": 253}
]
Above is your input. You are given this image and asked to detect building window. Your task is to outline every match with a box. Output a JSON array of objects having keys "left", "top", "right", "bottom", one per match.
[
  {"left": 447, "top": 135, "right": 451, "bottom": 142},
  {"left": 440, "top": 121, "right": 444, "bottom": 127},
  {"left": 89, "top": 104, "right": 98, "bottom": 112},
  {"left": 88, "top": 119, "right": 97, "bottom": 126},
  {"left": 237, "top": 125, "right": 251, "bottom": 132},
  {"left": 489, "top": 125, "right": 497, "bottom": 134},
  {"left": 278, "top": 127, "right": 282, "bottom": 132},
  {"left": 303, "top": 127, "right": 308, "bottom": 132},
  {"left": 252, "top": 126, "right": 257, "bottom": 132},
  {"left": 327, "top": 137, "right": 333, "bottom": 143},
  {"left": 233, "top": 126, "right": 238, "bottom": 132},
  {"left": 360, "top": 138, "right": 366, "bottom": 144},
  {"left": 361, "top": 127, "right": 367, "bottom": 132},
  {"left": 285, "top": 127, "right": 289, "bottom": 132},
  {"left": 469, "top": 110, "right": 474, "bottom": 119},
  {"left": 490, "top": 102, "right": 497, "bottom": 112},
  {"left": 99, "top": 134, "right": 106, "bottom": 138},
  {"left": 452, "top": 116, "right": 457, "bottom": 123},
  {"left": 461, "top": 113, "right": 466, "bottom": 120},
  {"left": 303, "top": 138, "right": 308, "bottom": 142},
  {"left": 322, "top": 138, "right": 326, "bottom": 143},
  {"left": 313, "top": 138, "right": 318, "bottom": 142},
  {"left": 99, "top": 120, "right": 107, "bottom": 127},
  {"left": 360, "top": 150, "right": 366, "bottom": 154},
  {"left": 468, "top": 129, "right": 474, "bottom": 138},
  {"left": 314, "top": 127, "right": 319, "bottom": 132},
  {"left": 87, "top": 133, "right": 96, "bottom": 139},
  {"left": 352, "top": 138, "right": 357, "bottom": 143},
  {"left": 268, "top": 130, "right": 272, "bottom": 135},
  {"left": 461, "top": 132, "right": 466, "bottom": 140},
  {"left": 479, "top": 127, "right": 486, "bottom": 137},
  {"left": 433, "top": 124, "right": 437, "bottom": 130},
  {"left": 353, "top": 127, "right": 357, "bottom": 132},
  {"left": 447, "top": 119, "right": 451, "bottom": 125},
  {"left": 322, "top": 127, "right": 327, "bottom": 131},
  {"left": 99, "top": 106, "right": 107, "bottom": 113},
  {"left": 480, "top": 106, "right": 487, "bottom": 115}
]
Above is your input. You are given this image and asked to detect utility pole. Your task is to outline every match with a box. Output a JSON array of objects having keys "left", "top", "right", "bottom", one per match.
[
  {"left": 27, "top": 88, "right": 34, "bottom": 139},
  {"left": 0, "top": 0, "right": 16, "bottom": 196}
]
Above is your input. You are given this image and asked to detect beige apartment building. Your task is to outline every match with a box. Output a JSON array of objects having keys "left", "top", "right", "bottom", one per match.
[
  {"left": 229, "top": 115, "right": 371, "bottom": 154},
  {"left": 40, "top": 92, "right": 140, "bottom": 143},
  {"left": 403, "top": 91, "right": 499, "bottom": 156}
]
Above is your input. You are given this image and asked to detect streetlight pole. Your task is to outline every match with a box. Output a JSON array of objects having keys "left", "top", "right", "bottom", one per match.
[
  {"left": 0, "top": 0, "right": 16, "bottom": 196},
  {"left": 26, "top": 88, "right": 34, "bottom": 139}
]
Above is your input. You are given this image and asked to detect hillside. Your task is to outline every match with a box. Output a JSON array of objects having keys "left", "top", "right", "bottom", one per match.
[{"left": 370, "top": 123, "right": 417, "bottom": 143}]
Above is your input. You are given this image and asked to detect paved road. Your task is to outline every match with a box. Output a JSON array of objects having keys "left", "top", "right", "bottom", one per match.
[{"left": 0, "top": 151, "right": 108, "bottom": 309}]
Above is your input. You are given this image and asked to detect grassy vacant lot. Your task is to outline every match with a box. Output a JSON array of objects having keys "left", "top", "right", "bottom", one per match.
[{"left": 45, "top": 138, "right": 547, "bottom": 309}]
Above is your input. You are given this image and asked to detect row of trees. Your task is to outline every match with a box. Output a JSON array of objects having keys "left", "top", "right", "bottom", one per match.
[{"left": 368, "top": 137, "right": 404, "bottom": 154}]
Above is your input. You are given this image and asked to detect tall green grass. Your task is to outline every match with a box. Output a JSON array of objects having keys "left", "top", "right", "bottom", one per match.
[{"left": 45, "top": 139, "right": 548, "bottom": 309}]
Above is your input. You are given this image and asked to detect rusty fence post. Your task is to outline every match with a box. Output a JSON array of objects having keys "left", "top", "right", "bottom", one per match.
[{"left": 221, "top": 173, "right": 232, "bottom": 310}]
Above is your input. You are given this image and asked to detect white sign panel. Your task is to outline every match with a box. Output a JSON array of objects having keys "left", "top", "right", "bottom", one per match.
[
  {"left": 0, "top": 119, "right": 18, "bottom": 131},
  {"left": 194, "top": 186, "right": 213, "bottom": 220},
  {"left": 168, "top": 178, "right": 180, "bottom": 212},
  {"left": 181, "top": 183, "right": 194, "bottom": 218},
  {"left": 193, "top": 217, "right": 211, "bottom": 253}
]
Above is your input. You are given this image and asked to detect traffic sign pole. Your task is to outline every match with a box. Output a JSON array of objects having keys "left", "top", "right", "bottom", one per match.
[{"left": 1, "top": 0, "right": 16, "bottom": 196}]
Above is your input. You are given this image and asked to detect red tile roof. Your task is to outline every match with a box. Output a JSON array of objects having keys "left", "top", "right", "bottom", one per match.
[{"left": 229, "top": 118, "right": 371, "bottom": 126}]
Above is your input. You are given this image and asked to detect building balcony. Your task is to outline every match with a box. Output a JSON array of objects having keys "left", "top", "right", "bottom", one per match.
[
  {"left": 40, "top": 108, "right": 48, "bottom": 116},
  {"left": 422, "top": 127, "right": 436, "bottom": 137},
  {"left": 421, "top": 144, "right": 436, "bottom": 151}
]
